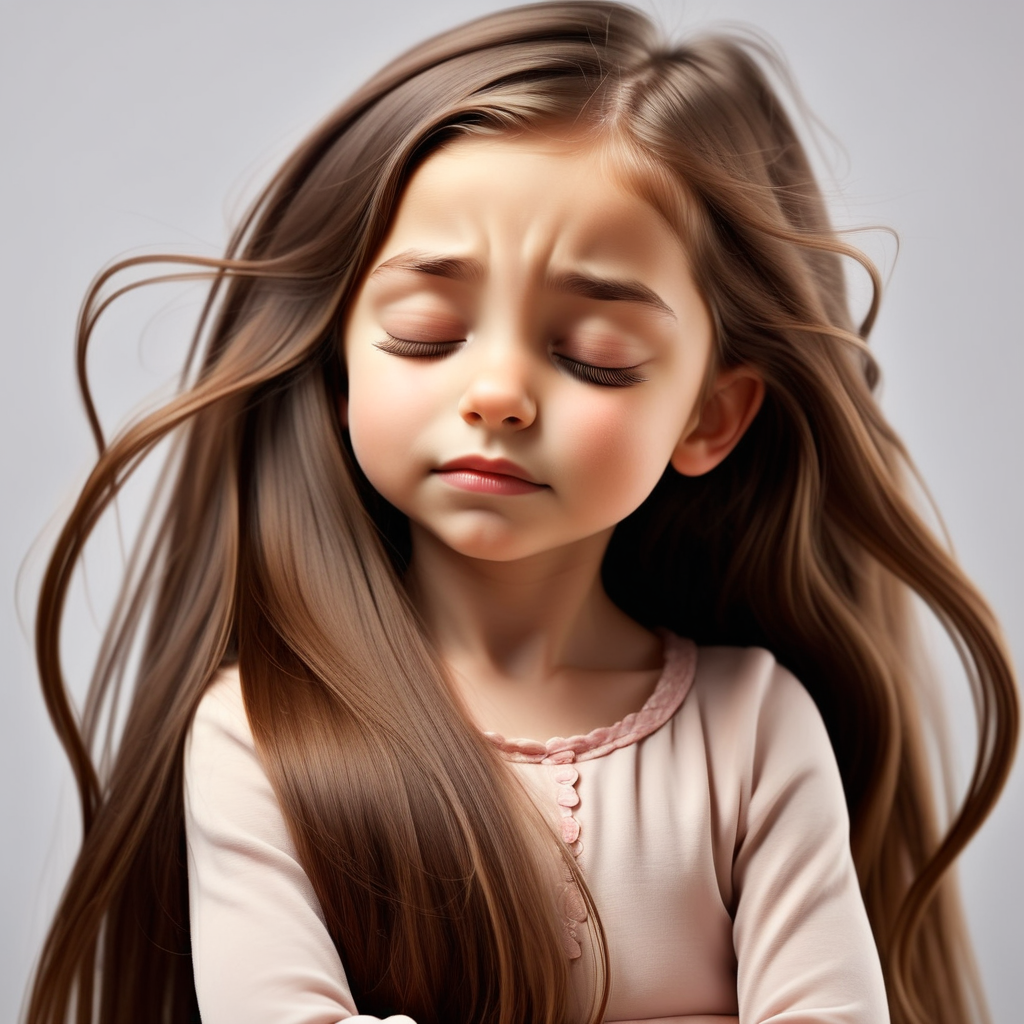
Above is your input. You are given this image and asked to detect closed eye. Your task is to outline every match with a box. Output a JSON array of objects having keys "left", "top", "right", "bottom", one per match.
[
  {"left": 374, "top": 335, "right": 646, "bottom": 387},
  {"left": 552, "top": 353, "right": 647, "bottom": 388},
  {"left": 374, "top": 334, "right": 464, "bottom": 358}
]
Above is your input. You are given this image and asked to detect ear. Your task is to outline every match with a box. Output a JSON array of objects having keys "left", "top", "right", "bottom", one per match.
[
  {"left": 338, "top": 393, "right": 349, "bottom": 429},
  {"left": 671, "top": 367, "right": 764, "bottom": 477}
]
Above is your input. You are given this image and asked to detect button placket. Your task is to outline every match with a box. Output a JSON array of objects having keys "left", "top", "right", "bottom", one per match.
[{"left": 544, "top": 753, "right": 586, "bottom": 958}]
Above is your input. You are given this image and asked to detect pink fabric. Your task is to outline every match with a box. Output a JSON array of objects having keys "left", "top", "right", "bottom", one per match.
[{"left": 184, "top": 637, "right": 889, "bottom": 1023}]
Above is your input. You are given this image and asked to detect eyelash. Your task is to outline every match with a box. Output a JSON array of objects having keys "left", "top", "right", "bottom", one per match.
[
  {"left": 551, "top": 353, "right": 648, "bottom": 388},
  {"left": 373, "top": 335, "right": 463, "bottom": 359},
  {"left": 374, "top": 335, "right": 648, "bottom": 388}
]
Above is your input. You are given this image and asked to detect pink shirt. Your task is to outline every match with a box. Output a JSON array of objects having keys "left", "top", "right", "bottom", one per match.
[{"left": 184, "top": 635, "right": 889, "bottom": 1023}]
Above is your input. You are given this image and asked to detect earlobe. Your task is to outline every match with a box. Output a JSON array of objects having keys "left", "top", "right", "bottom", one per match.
[{"left": 670, "top": 367, "right": 764, "bottom": 477}]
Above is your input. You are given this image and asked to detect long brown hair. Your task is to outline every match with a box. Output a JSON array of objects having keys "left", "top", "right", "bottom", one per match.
[{"left": 28, "top": 4, "right": 1017, "bottom": 1023}]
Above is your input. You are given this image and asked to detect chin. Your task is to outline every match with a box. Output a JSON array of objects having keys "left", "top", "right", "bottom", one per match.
[{"left": 424, "top": 516, "right": 557, "bottom": 563}]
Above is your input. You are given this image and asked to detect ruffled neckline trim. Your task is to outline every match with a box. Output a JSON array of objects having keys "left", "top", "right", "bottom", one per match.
[{"left": 483, "top": 632, "right": 696, "bottom": 764}]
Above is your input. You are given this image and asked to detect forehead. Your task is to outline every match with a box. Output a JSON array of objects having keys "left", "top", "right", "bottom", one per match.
[{"left": 376, "top": 131, "right": 689, "bottom": 274}]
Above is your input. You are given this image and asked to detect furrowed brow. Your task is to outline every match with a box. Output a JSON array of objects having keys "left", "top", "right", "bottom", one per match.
[
  {"left": 371, "top": 250, "right": 483, "bottom": 282},
  {"left": 548, "top": 271, "right": 676, "bottom": 321},
  {"left": 370, "top": 253, "right": 676, "bottom": 320}
]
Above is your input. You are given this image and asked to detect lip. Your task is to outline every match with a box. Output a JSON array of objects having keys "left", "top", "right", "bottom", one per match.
[
  {"left": 433, "top": 455, "right": 547, "bottom": 495},
  {"left": 436, "top": 455, "right": 541, "bottom": 483}
]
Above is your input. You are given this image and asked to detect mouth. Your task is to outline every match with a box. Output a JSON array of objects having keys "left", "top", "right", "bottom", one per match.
[{"left": 433, "top": 455, "right": 547, "bottom": 495}]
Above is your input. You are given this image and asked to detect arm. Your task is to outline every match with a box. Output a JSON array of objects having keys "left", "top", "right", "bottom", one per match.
[
  {"left": 183, "top": 668, "right": 417, "bottom": 1024},
  {"left": 725, "top": 656, "right": 889, "bottom": 1023}
]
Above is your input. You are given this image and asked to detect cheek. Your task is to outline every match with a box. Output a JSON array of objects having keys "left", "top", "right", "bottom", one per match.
[
  {"left": 553, "top": 397, "right": 676, "bottom": 515},
  {"left": 345, "top": 359, "right": 435, "bottom": 495}
]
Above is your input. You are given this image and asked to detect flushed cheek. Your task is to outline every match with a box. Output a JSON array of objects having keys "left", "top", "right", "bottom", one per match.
[
  {"left": 346, "top": 368, "right": 438, "bottom": 498},
  {"left": 555, "top": 403, "right": 671, "bottom": 521}
]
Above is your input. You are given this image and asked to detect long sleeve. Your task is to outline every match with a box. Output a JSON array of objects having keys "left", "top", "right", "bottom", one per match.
[
  {"left": 183, "top": 668, "right": 416, "bottom": 1024},
  {"left": 722, "top": 652, "right": 889, "bottom": 1023}
]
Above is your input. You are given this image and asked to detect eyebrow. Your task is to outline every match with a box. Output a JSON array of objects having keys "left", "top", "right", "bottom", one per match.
[
  {"left": 371, "top": 249, "right": 676, "bottom": 321},
  {"left": 372, "top": 250, "right": 483, "bottom": 281},
  {"left": 547, "top": 271, "right": 676, "bottom": 321}
]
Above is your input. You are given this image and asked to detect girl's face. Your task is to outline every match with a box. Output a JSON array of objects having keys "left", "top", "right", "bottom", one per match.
[{"left": 343, "top": 132, "right": 734, "bottom": 564}]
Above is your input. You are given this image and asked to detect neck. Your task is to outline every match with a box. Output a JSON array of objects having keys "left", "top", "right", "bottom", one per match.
[{"left": 405, "top": 524, "right": 655, "bottom": 680}]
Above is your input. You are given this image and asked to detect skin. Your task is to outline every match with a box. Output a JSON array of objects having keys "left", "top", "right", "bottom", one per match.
[{"left": 343, "top": 132, "right": 763, "bottom": 741}]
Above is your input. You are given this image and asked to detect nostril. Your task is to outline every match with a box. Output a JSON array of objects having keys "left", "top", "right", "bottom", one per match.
[{"left": 458, "top": 388, "right": 535, "bottom": 429}]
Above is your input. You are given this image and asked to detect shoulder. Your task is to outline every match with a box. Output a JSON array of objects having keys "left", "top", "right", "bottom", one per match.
[
  {"left": 683, "top": 642, "right": 847, "bottom": 832},
  {"left": 185, "top": 663, "right": 262, "bottom": 784},
  {"left": 184, "top": 664, "right": 284, "bottom": 842},
  {"left": 676, "top": 642, "right": 843, "bottom": 812},
  {"left": 686, "top": 643, "right": 827, "bottom": 747},
  {"left": 188, "top": 663, "right": 251, "bottom": 752},
  {"left": 185, "top": 665, "right": 259, "bottom": 798}
]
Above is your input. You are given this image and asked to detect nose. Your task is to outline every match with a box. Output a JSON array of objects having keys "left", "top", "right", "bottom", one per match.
[{"left": 458, "top": 359, "right": 537, "bottom": 431}]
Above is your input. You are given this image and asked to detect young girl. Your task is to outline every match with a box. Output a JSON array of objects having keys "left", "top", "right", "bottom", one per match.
[{"left": 26, "top": 3, "right": 1018, "bottom": 1023}]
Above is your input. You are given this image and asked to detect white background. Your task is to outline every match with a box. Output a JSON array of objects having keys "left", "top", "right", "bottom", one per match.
[{"left": 2, "top": 1, "right": 1021, "bottom": 1020}]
